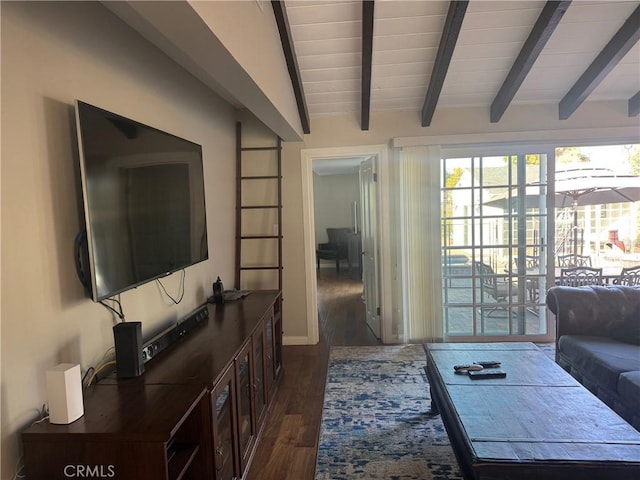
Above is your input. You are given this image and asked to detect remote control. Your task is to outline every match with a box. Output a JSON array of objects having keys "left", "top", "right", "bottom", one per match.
[
  {"left": 474, "top": 361, "right": 501, "bottom": 368},
  {"left": 453, "top": 364, "right": 483, "bottom": 374},
  {"left": 468, "top": 369, "right": 507, "bottom": 379}
]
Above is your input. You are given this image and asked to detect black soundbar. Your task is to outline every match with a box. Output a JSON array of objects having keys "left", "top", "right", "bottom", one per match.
[{"left": 141, "top": 305, "right": 209, "bottom": 364}]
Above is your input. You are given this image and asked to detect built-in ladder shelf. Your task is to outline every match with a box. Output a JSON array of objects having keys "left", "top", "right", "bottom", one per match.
[{"left": 235, "top": 122, "right": 283, "bottom": 292}]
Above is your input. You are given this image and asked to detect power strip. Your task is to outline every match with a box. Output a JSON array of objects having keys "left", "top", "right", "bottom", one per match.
[{"left": 141, "top": 305, "right": 209, "bottom": 363}]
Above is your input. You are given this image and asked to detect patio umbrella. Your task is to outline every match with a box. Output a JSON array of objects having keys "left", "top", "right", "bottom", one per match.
[
  {"left": 484, "top": 167, "right": 640, "bottom": 255},
  {"left": 554, "top": 167, "right": 640, "bottom": 207},
  {"left": 484, "top": 185, "right": 547, "bottom": 210},
  {"left": 484, "top": 168, "right": 640, "bottom": 209},
  {"left": 555, "top": 168, "right": 640, "bottom": 257}
]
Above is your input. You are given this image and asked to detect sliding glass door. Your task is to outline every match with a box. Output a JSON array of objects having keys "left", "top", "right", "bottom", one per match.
[{"left": 441, "top": 153, "right": 552, "bottom": 341}]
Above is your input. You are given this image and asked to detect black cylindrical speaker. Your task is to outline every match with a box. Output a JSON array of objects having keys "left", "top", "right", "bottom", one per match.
[{"left": 113, "top": 322, "right": 144, "bottom": 378}]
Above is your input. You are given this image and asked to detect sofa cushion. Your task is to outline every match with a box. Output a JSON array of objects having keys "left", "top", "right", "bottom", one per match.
[
  {"left": 558, "top": 335, "right": 640, "bottom": 393},
  {"left": 618, "top": 371, "right": 640, "bottom": 414},
  {"left": 547, "top": 286, "right": 640, "bottom": 338},
  {"left": 611, "top": 303, "right": 640, "bottom": 345}
]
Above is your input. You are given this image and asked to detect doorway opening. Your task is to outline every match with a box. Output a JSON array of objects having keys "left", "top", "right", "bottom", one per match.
[
  {"left": 312, "top": 155, "right": 380, "bottom": 344},
  {"left": 301, "top": 145, "right": 390, "bottom": 345}
]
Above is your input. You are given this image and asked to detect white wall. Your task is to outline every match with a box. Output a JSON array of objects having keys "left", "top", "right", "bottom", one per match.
[
  {"left": 313, "top": 172, "right": 359, "bottom": 246},
  {"left": 0, "top": 3, "right": 236, "bottom": 476}
]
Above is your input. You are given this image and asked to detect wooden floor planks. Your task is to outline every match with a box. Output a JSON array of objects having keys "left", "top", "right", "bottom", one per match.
[{"left": 246, "top": 269, "right": 381, "bottom": 480}]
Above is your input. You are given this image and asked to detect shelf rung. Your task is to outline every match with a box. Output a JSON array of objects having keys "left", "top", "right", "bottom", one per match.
[
  {"left": 240, "top": 235, "right": 282, "bottom": 239},
  {"left": 240, "top": 266, "right": 282, "bottom": 271},
  {"left": 240, "top": 205, "right": 279, "bottom": 210},
  {"left": 240, "top": 146, "right": 280, "bottom": 151},
  {"left": 241, "top": 175, "right": 281, "bottom": 180}
]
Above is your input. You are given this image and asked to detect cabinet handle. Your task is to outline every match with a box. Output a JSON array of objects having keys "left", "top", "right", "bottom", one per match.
[{"left": 215, "top": 446, "right": 224, "bottom": 471}]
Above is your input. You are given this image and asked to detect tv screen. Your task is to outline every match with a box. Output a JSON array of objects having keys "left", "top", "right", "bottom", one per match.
[{"left": 75, "top": 100, "right": 208, "bottom": 301}]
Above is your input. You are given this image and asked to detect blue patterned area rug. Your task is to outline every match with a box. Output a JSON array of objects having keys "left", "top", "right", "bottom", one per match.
[{"left": 315, "top": 344, "right": 461, "bottom": 480}]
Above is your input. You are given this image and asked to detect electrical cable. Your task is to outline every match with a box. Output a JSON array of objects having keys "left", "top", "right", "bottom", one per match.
[
  {"left": 82, "top": 346, "right": 116, "bottom": 388},
  {"left": 14, "top": 411, "right": 51, "bottom": 478},
  {"left": 85, "top": 360, "right": 117, "bottom": 387},
  {"left": 100, "top": 346, "right": 115, "bottom": 360},
  {"left": 12, "top": 454, "right": 25, "bottom": 479},
  {"left": 99, "top": 296, "right": 125, "bottom": 322},
  {"left": 156, "top": 269, "right": 186, "bottom": 304},
  {"left": 81, "top": 366, "right": 95, "bottom": 387},
  {"left": 32, "top": 416, "right": 50, "bottom": 425}
]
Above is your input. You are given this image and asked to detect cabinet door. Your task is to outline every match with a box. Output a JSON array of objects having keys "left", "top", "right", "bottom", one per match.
[
  {"left": 264, "top": 312, "right": 275, "bottom": 396},
  {"left": 234, "top": 340, "right": 256, "bottom": 475},
  {"left": 252, "top": 322, "right": 268, "bottom": 430},
  {"left": 211, "top": 365, "right": 238, "bottom": 480},
  {"left": 273, "top": 296, "right": 283, "bottom": 380}
]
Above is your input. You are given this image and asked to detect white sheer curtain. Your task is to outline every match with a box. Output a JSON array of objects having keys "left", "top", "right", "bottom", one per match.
[{"left": 399, "top": 146, "right": 443, "bottom": 343}]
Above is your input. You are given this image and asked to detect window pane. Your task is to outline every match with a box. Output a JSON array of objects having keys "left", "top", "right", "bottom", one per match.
[
  {"left": 444, "top": 306, "right": 474, "bottom": 336},
  {"left": 442, "top": 153, "right": 549, "bottom": 340}
]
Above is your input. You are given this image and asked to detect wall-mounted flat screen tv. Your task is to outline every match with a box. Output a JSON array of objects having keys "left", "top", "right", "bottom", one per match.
[{"left": 75, "top": 100, "right": 208, "bottom": 301}]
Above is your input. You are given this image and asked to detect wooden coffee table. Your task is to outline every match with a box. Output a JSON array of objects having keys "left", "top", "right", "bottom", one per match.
[{"left": 423, "top": 342, "right": 640, "bottom": 480}]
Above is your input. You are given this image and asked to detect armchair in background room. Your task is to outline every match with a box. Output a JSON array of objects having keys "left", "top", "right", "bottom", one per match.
[{"left": 316, "top": 227, "right": 351, "bottom": 272}]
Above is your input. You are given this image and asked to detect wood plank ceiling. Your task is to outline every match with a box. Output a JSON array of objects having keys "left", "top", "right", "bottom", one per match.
[{"left": 275, "top": 0, "right": 640, "bottom": 132}]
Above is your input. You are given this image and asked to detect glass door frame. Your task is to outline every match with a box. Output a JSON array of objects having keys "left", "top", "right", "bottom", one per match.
[{"left": 440, "top": 145, "right": 556, "bottom": 343}]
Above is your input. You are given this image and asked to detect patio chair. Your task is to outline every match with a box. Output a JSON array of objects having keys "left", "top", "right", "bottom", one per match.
[
  {"left": 614, "top": 265, "right": 640, "bottom": 286},
  {"left": 558, "top": 267, "right": 603, "bottom": 286},
  {"left": 525, "top": 256, "right": 539, "bottom": 268},
  {"left": 316, "top": 227, "right": 350, "bottom": 272},
  {"left": 510, "top": 256, "right": 540, "bottom": 302},
  {"left": 556, "top": 254, "right": 591, "bottom": 267},
  {"left": 510, "top": 256, "right": 539, "bottom": 272},
  {"left": 474, "top": 261, "right": 517, "bottom": 316}
]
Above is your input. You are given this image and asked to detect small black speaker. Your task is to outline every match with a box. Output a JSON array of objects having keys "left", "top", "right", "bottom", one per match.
[{"left": 113, "top": 322, "right": 144, "bottom": 378}]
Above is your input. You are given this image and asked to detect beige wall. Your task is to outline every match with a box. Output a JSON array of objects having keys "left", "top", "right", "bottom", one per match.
[
  {"left": 103, "top": 0, "right": 304, "bottom": 141},
  {"left": 0, "top": 2, "right": 237, "bottom": 476},
  {"left": 2, "top": 1, "right": 640, "bottom": 474},
  {"left": 189, "top": 0, "right": 301, "bottom": 139},
  {"left": 313, "top": 173, "right": 359, "bottom": 246}
]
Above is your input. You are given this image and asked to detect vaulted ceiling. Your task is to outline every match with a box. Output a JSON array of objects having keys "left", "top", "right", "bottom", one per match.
[{"left": 274, "top": 0, "right": 640, "bottom": 133}]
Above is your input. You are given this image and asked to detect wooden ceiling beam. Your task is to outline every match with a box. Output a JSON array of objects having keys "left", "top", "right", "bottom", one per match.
[
  {"left": 361, "top": 0, "right": 375, "bottom": 131},
  {"left": 421, "top": 0, "right": 468, "bottom": 127},
  {"left": 559, "top": 4, "right": 640, "bottom": 120},
  {"left": 629, "top": 91, "right": 640, "bottom": 117},
  {"left": 490, "top": 1, "right": 571, "bottom": 123},
  {"left": 272, "top": 1, "right": 311, "bottom": 134}
]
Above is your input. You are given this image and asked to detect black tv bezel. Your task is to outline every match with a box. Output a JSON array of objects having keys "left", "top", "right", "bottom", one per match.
[{"left": 74, "top": 100, "right": 208, "bottom": 302}]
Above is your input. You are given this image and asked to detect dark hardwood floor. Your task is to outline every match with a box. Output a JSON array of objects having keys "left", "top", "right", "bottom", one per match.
[{"left": 246, "top": 268, "right": 381, "bottom": 480}]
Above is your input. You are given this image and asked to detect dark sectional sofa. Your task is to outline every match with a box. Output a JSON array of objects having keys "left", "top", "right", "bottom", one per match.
[{"left": 546, "top": 285, "right": 640, "bottom": 430}]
